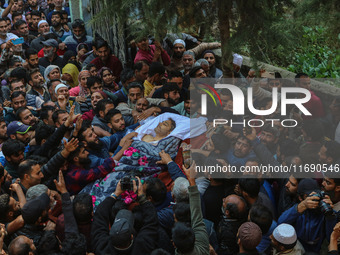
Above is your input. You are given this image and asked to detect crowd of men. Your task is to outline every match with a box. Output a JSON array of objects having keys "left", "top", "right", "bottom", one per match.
[{"left": 0, "top": 0, "right": 340, "bottom": 255}]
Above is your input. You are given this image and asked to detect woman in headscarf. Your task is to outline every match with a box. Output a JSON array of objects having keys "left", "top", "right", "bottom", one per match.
[
  {"left": 44, "top": 65, "right": 61, "bottom": 82},
  {"left": 61, "top": 63, "right": 79, "bottom": 87},
  {"left": 98, "top": 67, "right": 120, "bottom": 93},
  {"left": 61, "top": 50, "right": 81, "bottom": 70},
  {"left": 76, "top": 43, "right": 89, "bottom": 65},
  {"left": 69, "top": 70, "right": 90, "bottom": 97}
]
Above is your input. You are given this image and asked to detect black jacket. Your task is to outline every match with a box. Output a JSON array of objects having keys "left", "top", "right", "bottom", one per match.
[
  {"left": 12, "top": 224, "right": 44, "bottom": 246},
  {"left": 217, "top": 218, "right": 245, "bottom": 255},
  {"left": 92, "top": 196, "right": 159, "bottom": 255}
]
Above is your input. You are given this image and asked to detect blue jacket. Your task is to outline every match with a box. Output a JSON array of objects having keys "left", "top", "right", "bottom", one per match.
[
  {"left": 278, "top": 204, "right": 337, "bottom": 253},
  {"left": 88, "top": 124, "right": 139, "bottom": 168},
  {"left": 88, "top": 131, "right": 125, "bottom": 168}
]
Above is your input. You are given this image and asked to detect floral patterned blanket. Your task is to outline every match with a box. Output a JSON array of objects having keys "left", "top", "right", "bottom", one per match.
[{"left": 80, "top": 136, "right": 181, "bottom": 210}]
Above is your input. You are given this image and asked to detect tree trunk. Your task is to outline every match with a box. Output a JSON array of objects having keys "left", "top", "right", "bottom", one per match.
[{"left": 217, "top": 0, "right": 233, "bottom": 78}]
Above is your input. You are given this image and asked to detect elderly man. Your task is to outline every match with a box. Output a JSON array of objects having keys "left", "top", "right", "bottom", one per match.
[
  {"left": 54, "top": 83, "right": 81, "bottom": 114},
  {"left": 270, "top": 223, "right": 305, "bottom": 255},
  {"left": 38, "top": 39, "right": 63, "bottom": 69},
  {"left": 182, "top": 51, "right": 195, "bottom": 75},
  {"left": 27, "top": 68, "right": 51, "bottom": 102},
  {"left": 30, "top": 20, "right": 53, "bottom": 52},
  {"left": 217, "top": 194, "right": 248, "bottom": 255},
  {"left": 171, "top": 39, "right": 186, "bottom": 71}
]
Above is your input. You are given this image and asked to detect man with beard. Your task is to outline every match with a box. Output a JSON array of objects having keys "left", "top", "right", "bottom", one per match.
[
  {"left": 259, "top": 124, "right": 280, "bottom": 156},
  {"left": 171, "top": 39, "right": 186, "bottom": 71},
  {"left": 16, "top": 160, "right": 44, "bottom": 198},
  {"left": 91, "top": 99, "right": 114, "bottom": 136},
  {"left": 152, "top": 71, "right": 187, "bottom": 101},
  {"left": 46, "top": 0, "right": 70, "bottom": 24},
  {"left": 13, "top": 193, "right": 52, "bottom": 246},
  {"left": 181, "top": 51, "right": 195, "bottom": 76},
  {"left": 50, "top": 11, "right": 71, "bottom": 41},
  {"left": 277, "top": 174, "right": 301, "bottom": 217},
  {"left": 2, "top": 139, "right": 25, "bottom": 178},
  {"left": 0, "top": 193, "right": 23, "bottom": 233},
  {"left": 9, "top": 79, "right": 44, "bottom": 111},
  {"left": 0, "top": 117, "right": 8, "bottom": 148},
  {"left": 270, "top": 223, "right": 305, "bottom": 255},
  {"left": 30, "top": 20, "right": 52, "bottom": 52},
  {"left": 6, "top": 121, "right": 31, "bottom": 146},
  {"left": 171, "top": 90, "right": 199, "bottom": 117},
  {"left": 27, "top": 68, "right": 51, "bottom": 102},
  {"left": 162, "top": 83, "right": 181, "bottom": 107},
  {"left": 24, "top": 48, "right": 45, "bottom": 76},
  {"left": 105, "top": 109, "right": 139, "bottom": 134},
  {"left": 26, "top": 0, "right": 39, "bottom": 12},
  {"left": 15, "top": 107, "right": 40, "bottom": 129},
  {"left": 65, "top": 135, "right": 132, "bottom": 195},
  {"left": 319, "top": 141, "right": 340, "bottom": 211},
  {"left": 278, "top": 178, "right": 336, "bottom": 253},
  {"left": 116, "top": 82, "right": 169, "bottom": 123},
  {"left": 226, "top": 136, "right": 256, "bottom": 169},
  {"left": 322, "top": 176, "right": 340, "bottom": 212},
  {"left": 13, "top": 20, "right": 35, "bottom": 50},
  {"left": 28, "top": 10, "right": 41, "bottom": 37},
  {"left": 44, "top": 0, "right": 55, "bottom": 17},
  {"left": 203, "top": 50, "right": 222, "bottom": 79},
  {"left": 0, "top": 17, "right": 18, "bottom": 45},
  {"left": 64, "top": 19, "right": 93, "bottom": 53},
  {"left": 38, "top": 39, "right": 63, "bottom": 69},
  {"left": 76, "top": 120, "right": 137, "bottom": 168}
]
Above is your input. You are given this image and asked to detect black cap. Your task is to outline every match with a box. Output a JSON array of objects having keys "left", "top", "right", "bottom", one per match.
[
  {"left": 110, "top": 209, "right": 134, "bottom": 249},
  {"left": 21, "top": 193, "right": 50, "bottom": 224},
  {"left": 297, "top": 178, "right": 319, "bottom": 195}
]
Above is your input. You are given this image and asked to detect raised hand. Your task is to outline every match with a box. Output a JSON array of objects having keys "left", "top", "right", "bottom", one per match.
[
  {"left": 64, "top": 138, "right": 79, "bottom": 153},
  {"left": 57, "top": 95, "right": 67, "bottom": 110},
  {"left": 64, "top": 105, "right": 80, "bottom": 127},
  {"left": 73, "top": 117, "right": 83, "bottom": 136},
  {"left": 243, "top": 126, "right": 257, "bottom": 141},
  {"left": 53, "top": 170, "right": 68, "bottom": 194},
  {"left": 182, "top": 161, "right": 197, "bottom": 186}
]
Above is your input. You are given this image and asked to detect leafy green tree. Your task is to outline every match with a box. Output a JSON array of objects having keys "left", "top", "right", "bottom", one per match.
[{"left": 91, "top": 0, "right": 296, "bottom": 77}]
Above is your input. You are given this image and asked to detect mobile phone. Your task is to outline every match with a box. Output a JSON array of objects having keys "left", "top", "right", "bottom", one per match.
[{"left": 12, "top": 37, "right": 24, "bottom": 45}]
